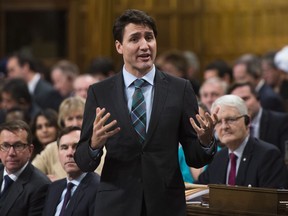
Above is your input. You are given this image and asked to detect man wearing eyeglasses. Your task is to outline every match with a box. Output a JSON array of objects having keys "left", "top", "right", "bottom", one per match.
[
  {"left": 0, "top": 120, "right": 51, "bottom": 216},
  {"left": 197, "top": 95, "right": 288, "bottom": 188}
]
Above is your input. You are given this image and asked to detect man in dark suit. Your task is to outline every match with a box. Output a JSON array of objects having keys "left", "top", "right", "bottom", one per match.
[
  {"left": 228, "top": 82, "right": 288, "bottom": 158},
  {"left": 75, "top": 9, "right": 218, "bottom": 216},
  {"left": 6, "top": 52, "right": 63, "bottom": 111},
  {"left": 43, "top": 126, "right": 100, "bottom": 216},
  {"left": 232, "top": 54, "right": 285, "bottom": 112},
  {"left": 197, "top": 95, "right": 288, "bottom": 188},
  {"left": 0, "top": 120, "right": 51, "bottom": 216}
]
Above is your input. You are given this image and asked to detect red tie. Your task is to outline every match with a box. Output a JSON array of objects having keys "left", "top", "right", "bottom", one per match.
[{"left": 228, "top": 153, "right": 238, "bottom": 185}]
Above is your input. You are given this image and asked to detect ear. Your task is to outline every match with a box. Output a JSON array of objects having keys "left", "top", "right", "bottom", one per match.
[
  {"left": 244, "top": 115, "right": 250, "bottom": 126},
  {"left": 115, "top": 40, "right": 123, "bottom": 54}
]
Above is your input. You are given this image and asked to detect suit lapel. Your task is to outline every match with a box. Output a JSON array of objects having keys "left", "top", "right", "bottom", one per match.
[
  {"left": 48, "top": 180, "right": 66, "bottom": 215},
  {"left": 144, "top": 70, "right": 168, "bottom": 146},
  {"left": 217, "top": 149, "right": 230, "bottom": 184},
  {"left": 236, "top": 137, "right": 253, "bottom": 185},
  {"left": 259, "top": 110, "right": 268, "bottom": 140},
  {"left": 0, "top": 164, "right": 33, "bottom": 215},
  {"left": 112, "top": 73, "right": 139, "bottom": 142},
  {"left": 66, "top": 173, "right": 91, "bottom": 215}
]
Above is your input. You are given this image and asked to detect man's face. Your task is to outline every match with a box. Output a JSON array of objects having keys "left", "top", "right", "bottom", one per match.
[
  {"left": 115, "top": 23, "right": 157, "bottom": 76},
  {"left": 51, "top": 69, "right": 73, "bottom": 97},
  {"left": 7, "top": 57, "right": 24, "bottom": 79},
  {"left": 58, "top": 130, "right": 82, "bottom": 179},
  {"left": 214, "top": 106, "right": 248, "bottom": 150},
  {"left": 73, "top": 76, "right": 97, "bottom": 99},
  {"left": 200, "top": 83, "right": 225, "bottom": 111},
  {"left": 261, "top": 61, "right": 280, "bottom": 87},
  {"left": 230, "top": 85, "right": 260, "bottom": 119},
  {"left": 233, "top": 64, "right": 254, "bottom": 84},
  {"left": 0, "top": 129, "right": 33, "bottom": 174}
]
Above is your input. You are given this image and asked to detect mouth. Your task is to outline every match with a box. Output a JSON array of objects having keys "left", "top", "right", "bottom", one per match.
[{"left": 138, "top": 53, "right": 151, "bottom": 61}]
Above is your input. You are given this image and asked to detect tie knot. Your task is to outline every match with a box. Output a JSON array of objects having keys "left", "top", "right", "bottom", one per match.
[
  {"left": 229, "top": 153, "right": 237, "bottom": 161},
  {"left": 4, "top": 175, "right": 13, "bottom": 185},
  {"left": 67, "top": 182, "right": 74, "bottom": 190},
  {"left": 134, "top": 79, "right": 146, "bottom": 89}
]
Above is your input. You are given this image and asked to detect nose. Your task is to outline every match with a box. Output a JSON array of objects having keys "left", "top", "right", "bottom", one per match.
[
  {"left": 7, "top": 146, "right": 16, "bottom": 155},
  {"left": 66, "top": 147, "right": 75, "bottom": 157},
  {"left": 139, "top": 38, "right": 149, "bottom": 50}
]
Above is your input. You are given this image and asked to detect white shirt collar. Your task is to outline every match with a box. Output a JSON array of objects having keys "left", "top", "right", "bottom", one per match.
[
  {"left": 122, "top": 65, "right": 155, "bottom": 88},
  {"left": 4, "top": 161, "right": 29, "bottom": 182},
  {"left": 228, "top": 135, "right": 249, "bottom": 159},
  {"left": 66, "top": 172, "right": 87, "bottom": 187},
  {"left": 28, "top": 73, "right": 41, "bottom": 94}
]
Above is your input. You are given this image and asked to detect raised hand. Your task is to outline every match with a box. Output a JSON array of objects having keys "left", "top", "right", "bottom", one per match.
[
  {"left": 90, "top": 107, "right": 121, "bottom": 149},
  {"left": 189, "top": 107, "right": 219, "bottom": 146}
]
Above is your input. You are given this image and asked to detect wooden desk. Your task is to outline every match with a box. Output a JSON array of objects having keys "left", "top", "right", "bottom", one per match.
[{"left": 186, "top": 184, "right": 288, "bottom": 216}]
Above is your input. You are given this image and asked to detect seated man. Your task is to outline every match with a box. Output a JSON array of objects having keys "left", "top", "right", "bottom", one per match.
[
  {"left": 197, "top": 95, "right": 288, "bottom": 188},
  {"left": 43, "top": 126, "right": 100, "bottom": 216},
  {"left": 0, "top": 120, "right": 51, "bottom": 216}
]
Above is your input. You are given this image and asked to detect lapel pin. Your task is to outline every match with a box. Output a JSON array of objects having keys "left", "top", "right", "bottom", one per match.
[{"left": 243, "top": 158, "right": 246, "bottom": 162}]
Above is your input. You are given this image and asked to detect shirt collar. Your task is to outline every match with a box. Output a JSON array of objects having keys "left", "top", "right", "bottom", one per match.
[
  {"left": 251, "top": 107, "right": 262, "bottom": 125},
  {"left": 122, "top": 65, "right": 155, "bottom": 88},
  {"left": 66, "top": 172, "right": 87, "bottom": 187},
  {"left": 28, "top": 73, "right": 41, "bottom": 94},
  {"left": 4, "top": 161, "right": 29, "bottom": 182},
  {"left": 228, "top": 135, "right": 249, "bottom": 159}
]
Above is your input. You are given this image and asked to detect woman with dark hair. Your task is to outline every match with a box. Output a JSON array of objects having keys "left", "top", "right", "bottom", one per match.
[{"left": 30, "top": 108, "right": 59, "bottom": 160}]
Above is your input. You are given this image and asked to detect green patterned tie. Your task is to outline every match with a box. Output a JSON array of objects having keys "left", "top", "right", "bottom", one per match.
[{"left": 130, "top": 79, "right": 146, "bottom": 143}]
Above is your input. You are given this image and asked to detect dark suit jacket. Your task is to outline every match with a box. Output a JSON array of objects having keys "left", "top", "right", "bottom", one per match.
[
  {"left": 75, "top": 70, "right": 216, "bottom": 216},
  {"left": 259, "top": 109, "right": 288, "bottom": 157},
  {"left": 42, "top": 172, "right": 100, "bottom": 216},
  {"left": 0, "top": 163, "right": 51, "bottom": 216},
  {"left": 197, "top": 136, "right": 288, "bottom": 188},
  {"left": 33, "top": 78, "right": 63, "bottom": 111},
  {"left": 258, "top": 83, "right": 285, "bottom": 112}
]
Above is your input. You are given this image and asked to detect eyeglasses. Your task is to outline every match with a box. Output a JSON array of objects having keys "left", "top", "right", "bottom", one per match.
[
  {"left": 215, "top": 115, "right": 245, "bottom": 127},
  {"left": 0, "top": 142, "right": 29, "bottom": 152}
]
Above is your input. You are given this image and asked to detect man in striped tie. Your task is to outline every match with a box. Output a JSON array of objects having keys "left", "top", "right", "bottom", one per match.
[{"left": 75, "top": 9, "right": 219, "bottom": 216}]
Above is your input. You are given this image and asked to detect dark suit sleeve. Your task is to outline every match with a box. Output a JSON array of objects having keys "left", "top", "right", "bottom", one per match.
[{"left": 75, "top": 86, "right": 102, "bottom": 172}]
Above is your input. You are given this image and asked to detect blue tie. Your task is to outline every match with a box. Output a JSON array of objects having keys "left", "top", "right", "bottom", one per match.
[
  {"left": 131, "top": 79, "right": 147, "bottom": 144},
  {"left": 0, "top": 175, "right": 14, "bottom": 198}
]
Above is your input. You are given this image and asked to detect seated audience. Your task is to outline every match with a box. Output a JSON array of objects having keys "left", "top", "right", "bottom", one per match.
[
  {"left": 87, "top": 56, "right": 116, "bottom": 81},
  {"left": 199, "top": 77, "right": 227, "bottom": 111},
  {"left": 0, "top": 120, "right": 51, "bottom": 215},
  {"left": 73, "top": 74, "right": 98, "bottom": 99},
  {"left": 233, "top": 54, "right": 285, "bottom": 112},
  {"left": 1, "top": 78, "right": 41, "bottom": 123},
  {"left": 6, "top": 52, "right": 62, "bottom": 111},
  {"left": 228, "top": 82, "right": 288, "bottom": 158},
  {"left": 197, "top": 95, "right": 288, "bottom": 188},
  {"left": 43, "top": 126, "right": 100, "bottom": 216},
  {"left": 30, "top": 109, "right": 59, "bottom": 160},
  {"left": 32, "top": 97, "right": 105, "bottom": 181},
  {"left": 51, "top": 60, "right": 79, "bottom": 99},
  {"left": 203, "top": 59, "right": 233, "bottom": 85}
]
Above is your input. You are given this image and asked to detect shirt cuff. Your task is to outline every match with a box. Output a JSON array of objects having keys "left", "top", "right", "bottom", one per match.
[
  {"left": 200, "top": 137, "right": 217, "bottom": 155},
  {"left": 89, "top": 146, "right": 103, "bottom": 159}
]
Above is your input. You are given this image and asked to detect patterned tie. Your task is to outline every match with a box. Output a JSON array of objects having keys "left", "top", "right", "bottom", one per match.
[
  {"left": 0, "top": 175, "right": 14, "bottom": 198},
  {"left": 130, "top": 79, "right": 147, "bottom": 144},
  {"left": 59, "top": 182, "right": 74, "bottom": 216},
  {"left": 228, "top": 153, "right": 238, "bottom": 185}
]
